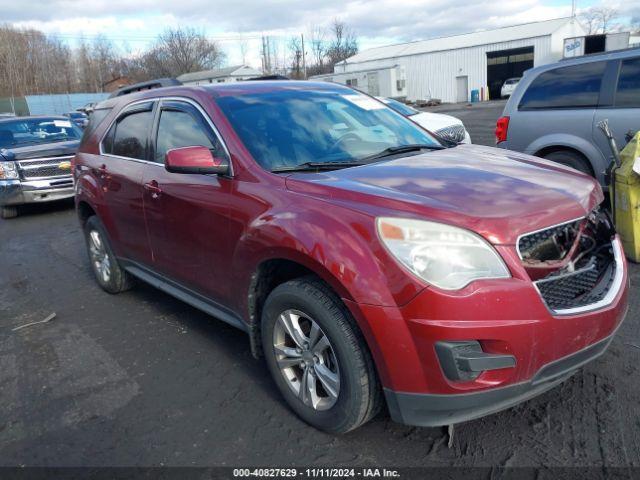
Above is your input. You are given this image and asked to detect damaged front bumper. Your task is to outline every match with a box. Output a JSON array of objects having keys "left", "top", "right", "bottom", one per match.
[{"left": 0, "top": 177, "right": 75, "bottom": 206}]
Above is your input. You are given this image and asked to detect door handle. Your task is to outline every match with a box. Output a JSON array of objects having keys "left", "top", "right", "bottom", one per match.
[
  {"left": 144, "top": 180, "right": 162, "bottom": 198},
  {"left": 97, "top": 164, "right": 108, "bottom": 178}
]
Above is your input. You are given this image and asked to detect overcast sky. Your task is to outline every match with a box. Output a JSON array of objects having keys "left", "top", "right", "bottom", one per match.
[{"left": 3, "top": 0, "right": 638, "bottom": 67}]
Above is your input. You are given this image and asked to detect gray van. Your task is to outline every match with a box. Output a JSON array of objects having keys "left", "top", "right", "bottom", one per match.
[{"left": 497, "top": 47, "right": 640, "bottom": 186}]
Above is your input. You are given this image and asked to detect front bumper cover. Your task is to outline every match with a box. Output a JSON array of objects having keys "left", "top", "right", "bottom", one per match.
[
  {"left": 384, "top": 323, "right": 622, "bottom": 427},
  {"left": 0, "top": 178, "right": 74, "bottom": 206}
]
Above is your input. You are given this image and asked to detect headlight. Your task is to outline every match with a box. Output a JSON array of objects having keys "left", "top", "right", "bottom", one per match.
[
  {"left": 377, "top": 217, "right": 510, "bottom": 290},
  {"left": 0, "top": 161, "right": 19, "bottom": 180}
]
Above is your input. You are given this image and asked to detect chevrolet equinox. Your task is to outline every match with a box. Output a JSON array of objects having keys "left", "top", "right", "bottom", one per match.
[{"left": 74, "top": 81, "right": 628, "bottom": 433}]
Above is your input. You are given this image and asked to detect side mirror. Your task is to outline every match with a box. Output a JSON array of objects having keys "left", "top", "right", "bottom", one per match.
[{"left": 165, "top": 146, "right": 229, "bottom": 175}]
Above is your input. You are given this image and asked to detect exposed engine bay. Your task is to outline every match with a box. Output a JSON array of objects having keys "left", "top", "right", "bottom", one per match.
[{"left": 517, "top": 208, "right": 618, "bottom": 312}]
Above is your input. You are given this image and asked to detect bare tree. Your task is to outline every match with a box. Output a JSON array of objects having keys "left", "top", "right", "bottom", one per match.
[
  {"left": 580, "top": 7, "right": 619, "bottom": 34},
  {"left": 580, "top": 9, "right": 600, "bottom": 34},
  {"left": 326, "top": 19, "right": 358, "bottom": 68},
  {"left": 142, "top": 28, "right": 226, "bottom": 78},
  {"left": 599, "top": 7, "right": 619, "bottom": 33},
  {"left": 0, "top": 25, "right": 73, "bottom": 97},
  {"left": 288, "top": 36, "right": 303, "bottom": 79},
  {"left": 91, "top": 36, "right": 119, "bottom": 91},
  {"left": 239, "top": 38, "right": 249, "bottom": 65},
  {"left": 307, "top": 25, "right": 327, "bottom": 75}
]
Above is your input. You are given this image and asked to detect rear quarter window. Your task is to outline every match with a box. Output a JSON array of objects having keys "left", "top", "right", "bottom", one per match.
[
  {"left": 519, "top": 61, "right": 606, "bottom": 110},
  {"left": 80, "top": 108, "right": 112, "bottom": 147},
  {"left": 615, "top": 57, "right": 640, "bottom": 108}
]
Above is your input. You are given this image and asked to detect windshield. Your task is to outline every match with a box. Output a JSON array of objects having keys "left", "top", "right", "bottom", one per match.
[
  {"left": 0, "top": 118, "right": 82, "bottom": 149},
  {"left": 380, "top": 97, "right": 419, "bottom": 117},
  {"left": 216, "top": 87, "right": 440, "bottom": 171}
]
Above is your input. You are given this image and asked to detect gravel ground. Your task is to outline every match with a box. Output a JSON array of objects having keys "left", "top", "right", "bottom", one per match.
[{"left": 1, "top": 103, "right": 639, "bottom": 470}]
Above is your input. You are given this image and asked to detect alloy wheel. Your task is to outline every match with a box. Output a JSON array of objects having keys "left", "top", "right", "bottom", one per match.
[
  {"left": 88, "top": 230, "right": 111, "bottom": 284},
  {"left": 272, "top": 309, "right": 340, "bottom": 410}
]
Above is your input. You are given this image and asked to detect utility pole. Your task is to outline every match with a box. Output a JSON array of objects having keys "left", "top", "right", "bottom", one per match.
[
  {"left": 266, "top": 36, "right": 272, "bottom": 74},
  {"left": 301, "top": 33, "right": 307, "bottom": 79},
  {"left": 571, "top": 0, "right": 576, "bottom": 18}
]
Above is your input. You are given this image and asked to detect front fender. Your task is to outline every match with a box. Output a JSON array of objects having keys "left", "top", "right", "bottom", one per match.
[{"left": 232, "top": 200, "right": 425, "bottom": 312}]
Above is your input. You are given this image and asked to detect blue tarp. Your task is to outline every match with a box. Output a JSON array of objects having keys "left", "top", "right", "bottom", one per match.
[{"left": 24, "top": 93, "right": 109, "bottom": 115}]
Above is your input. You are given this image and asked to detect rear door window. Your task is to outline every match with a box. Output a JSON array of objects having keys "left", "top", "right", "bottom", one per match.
[
  {"left": 519, "top": 61, "right": 606, "bottom": 110},
  {"left": 102, "top": 103, "right": 154, "bottom": 160},
  {"left": 615, "top": 57, "right": 640, "bottom": 108}
]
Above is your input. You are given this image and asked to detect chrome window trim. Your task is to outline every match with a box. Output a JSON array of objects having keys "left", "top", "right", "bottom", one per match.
[
  {"left": 98, "top": 95, "right": 233, "bottom": 176},
  {"left": 515, "top": 215, "right": 586, "bottom": 260},
  {"left": 533, "top": 236, "right": 625, "bottom": 316}
]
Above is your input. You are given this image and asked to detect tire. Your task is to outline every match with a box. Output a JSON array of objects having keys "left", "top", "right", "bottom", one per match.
[
  {"left": 1, "top": 206, "right": 18, "bottom": 219},
  {"left": 83, "top": 216, "right": 133, "bottom": 294},
  {"left": 261, "top": 276, "right": 382, "bottom": 433},
  {"left": 543, "top": 150, "right": 593, "bottom": 177}
]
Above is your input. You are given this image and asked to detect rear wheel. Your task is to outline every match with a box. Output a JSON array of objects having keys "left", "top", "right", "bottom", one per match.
[
  {"left": 1, "top": 206, "right": 18, "bottom": 219},
  {"left": 543, "top": 150, "right": 593, "bottom": 177},
  {"left": 84, "top": 216, "right": 133, "bottom": 294},
  {"left": 261, "top": 276, "right": 382, "bottom": 433}
]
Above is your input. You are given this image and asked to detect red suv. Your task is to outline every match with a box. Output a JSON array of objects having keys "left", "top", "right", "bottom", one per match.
[{"left": 74, "top": 81, "right": 628, "bottom": 433}]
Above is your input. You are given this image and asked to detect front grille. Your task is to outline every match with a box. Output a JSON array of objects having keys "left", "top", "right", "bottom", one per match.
[
  {"left": 435, "top": 124, "right": 466, "bottom": 144},
  {"left": 18, "top": 156, "right": 73, "bottom": 179},
  {"left": 518, "top": 219, "right": 582, "bottom": 261},
  {"left": 519, "top": 209, "right": 621, "bottom": 314},
  {"left": 535, "top": 253, "right": 615, "bottom": 311}
]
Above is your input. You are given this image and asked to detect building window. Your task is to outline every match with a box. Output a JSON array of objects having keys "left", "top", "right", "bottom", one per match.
[
  {"left": 487, "top": 56, "right": 508, "bottom": 65},
  {"left": 509, "top": 53, "right": 534, "bottom": 63},
  {"left": 346, "top": 78, "right": 358, "bottom": 87},
  {"left": 397, "top": 79, "right": 406, "bottom": 91}
]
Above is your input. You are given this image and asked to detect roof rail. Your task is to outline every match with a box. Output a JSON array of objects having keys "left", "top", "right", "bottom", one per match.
[
  {"left": 108, "top": 78, "right": 182, "bottom": 98},
  {"left": 247, "top": 75, "right": 290, "bottom": 81}
]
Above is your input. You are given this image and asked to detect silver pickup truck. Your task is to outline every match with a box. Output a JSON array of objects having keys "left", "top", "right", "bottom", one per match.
[{"left": 0, "top": 116, "right": 81, "bottom": 219}]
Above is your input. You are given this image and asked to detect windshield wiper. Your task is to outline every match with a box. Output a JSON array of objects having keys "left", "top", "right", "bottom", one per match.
[
  {"left": 360, "top": 143, "right": 445, "bottom": 162},
  {"left": 271, "top": 161, "right": 365, "bottom": 173}
]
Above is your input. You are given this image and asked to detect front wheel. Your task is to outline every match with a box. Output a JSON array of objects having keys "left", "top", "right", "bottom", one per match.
[
  {"left": 1, "top": 206, "right": 18, "bottom": 219},
  {"left": 261, "top": 277, "right": 382, "bottom": 433}
]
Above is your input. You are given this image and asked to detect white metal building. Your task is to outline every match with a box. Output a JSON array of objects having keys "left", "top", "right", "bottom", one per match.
[
  {"left": 177, "top": 65, "right": 262, "bottom": 85},
  {"left": 319, "top": 18, "right": 588, "bottom": 103},
  {"left": 310, "top": 65, "right": 407, "bottom": 98}
]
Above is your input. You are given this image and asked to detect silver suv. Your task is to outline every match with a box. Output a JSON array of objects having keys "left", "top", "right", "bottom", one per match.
[{"left": 496, "top": 47, "right": 640, "bottom": 186}]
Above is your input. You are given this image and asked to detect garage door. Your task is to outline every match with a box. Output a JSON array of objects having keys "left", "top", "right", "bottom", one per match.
[{"left": 487, "top": 47, "right": 534, "bottom": 100}]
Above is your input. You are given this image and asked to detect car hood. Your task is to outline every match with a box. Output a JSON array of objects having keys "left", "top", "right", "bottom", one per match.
[
  {"left": 0, "top": 140, "right": 80, "bottom": 161},
  {"left": 410, "top": 111, "right": 463, "bottom": 131},
  {"left": 285, "top": 144, "right": 603, "bottom": 245}
]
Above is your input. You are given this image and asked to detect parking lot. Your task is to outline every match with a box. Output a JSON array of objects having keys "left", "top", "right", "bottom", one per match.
[{"left": 1, "top": 102, "right": 639, "bottom": 469}]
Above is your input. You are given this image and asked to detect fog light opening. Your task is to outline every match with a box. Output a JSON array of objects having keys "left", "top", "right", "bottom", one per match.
[{"left": 435, "top": 340, "right": 516, "bottom": 382}]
